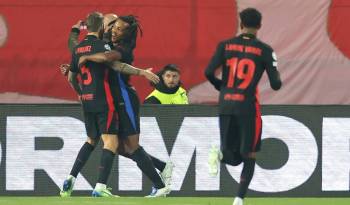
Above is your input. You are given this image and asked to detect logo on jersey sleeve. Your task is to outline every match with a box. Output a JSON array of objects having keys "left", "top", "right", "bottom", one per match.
[{"left": 104, "top": 44, "right": 111, "bottom": 51}]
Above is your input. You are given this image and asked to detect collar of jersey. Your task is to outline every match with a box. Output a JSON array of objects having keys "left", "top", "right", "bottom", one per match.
[
  {"left": 239, "top": 33, "right": 256, "bottom": 39},
  {"left": 86, "top": 35, "right": 98, "bottom": 40}
]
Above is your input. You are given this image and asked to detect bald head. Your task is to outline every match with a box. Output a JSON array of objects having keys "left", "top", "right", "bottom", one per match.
[{"left": 103, "top": 13, "right": 118, "bottom": 32}]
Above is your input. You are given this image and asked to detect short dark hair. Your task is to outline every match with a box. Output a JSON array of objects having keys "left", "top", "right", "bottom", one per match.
[
  {"left": 162, "top": 64, "right": 180, "bottom": 75},
  {"left": 239, "top": 8, "right": 262, "bottom": 29},
  {"left": 86, "top": 12, "right": 104, "bottom": 32},
  {"left": 149, "top": 64, "right": 181, "bottom": 87}
]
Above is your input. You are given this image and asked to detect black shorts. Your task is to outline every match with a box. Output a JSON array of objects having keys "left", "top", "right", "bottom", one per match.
[
  {"left": 116, "top": 86, "right": 140, "bottom": 138},
  {"left": 219, "top": 113, "right": 262, "bottom": 155},
  {"left": 83, "top": 111, "right": 119, "bottom": 139}
]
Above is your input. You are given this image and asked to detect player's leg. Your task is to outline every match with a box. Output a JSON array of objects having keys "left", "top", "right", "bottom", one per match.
[
  {"left": 209, "top": 115, "right": 241, "bottom": 176},
  {"left": 129, "top": 106, "right": 174, "bottom": 188},
  {"left": 92, "top": 111, "right": 119, "bottom": 197},
  {"left": 123, "top": 134, "right": 170, "bottom": 197},
  {"left": 233, "top": 152, "right": 256, "bottom": 205},
  {"left": 118, "top": 116, "right": 168, "bottom": 172},
  {"left": 128, "top": 88, "right": 169, "bottom": 172},
  {"left": 233, "top": 114, "right": 262, "bottom": 205},
  {"left": 117, "top": 138, "right": 173, "bottom": 184},
  {"left": 220, "top": 115, "right": 242, "bottom": 166},
  {"left": 116, "top": 87, "right": 171, "bottom": 196},
  {"left": 60, "top": 112, "right": 99, "bottom": 197},
  {"left": 119, "top": 87, "right": 173, "bottom": 182}
]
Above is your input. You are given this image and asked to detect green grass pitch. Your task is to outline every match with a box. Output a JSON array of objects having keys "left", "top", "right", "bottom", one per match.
[{"left": 0, "top": 197, "right": 349, "bottom": 205}]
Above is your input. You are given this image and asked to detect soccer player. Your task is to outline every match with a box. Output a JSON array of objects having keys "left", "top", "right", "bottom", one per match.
[
  {"left": 205, "top": 8, "right": 282, "bottom": 205},
  {"left": 60, "top": 11, "right": 121, "bottom": 197},
  {"left": 79, "top": 15, "right": 173, "bottom": 197},
  {"left": 60, "top": 14, "right": 174, "bottom": 196}
]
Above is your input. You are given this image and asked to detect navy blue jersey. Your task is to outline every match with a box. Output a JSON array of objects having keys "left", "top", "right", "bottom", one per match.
[
  {"left": 113, "top": 43, "right": 134, "bottom": 86},
  {"left": 107, "top": 43, "right": 139, "bottom": 105},
  {"left": 205, "top": 33, "right": 281, "bottom": 115},
  {"left": 70, "top": 35, "right": 115, "bottom": 112}
]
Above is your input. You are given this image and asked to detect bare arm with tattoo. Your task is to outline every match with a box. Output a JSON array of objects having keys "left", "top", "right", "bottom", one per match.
[
  {"left": 109, "top": 61, "right": 160, "bottom": 84},
  {"left": 78, "top": 51, "right": 160, "bottom": 84},
  {"left": 78, "top": 51, "right": 137, "bottom": 74},
  {"left": 78, "top": 51, "right": 121, "bottom": 66}
]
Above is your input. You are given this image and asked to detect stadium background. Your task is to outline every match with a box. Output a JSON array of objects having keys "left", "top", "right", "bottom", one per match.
[
  {"left": 0, "top": 0, "right": 350, "bottom": 104},
  {"left": 0, "top": 0, "right": 350, "bottom": 200}
]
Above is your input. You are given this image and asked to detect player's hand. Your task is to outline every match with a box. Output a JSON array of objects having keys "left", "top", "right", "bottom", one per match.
[
  {"left": 78, "top": 56, "right": 88, "bottom": 67},
  {"left": 140, "top": 68, "right": 160, "bottom": 84},
  {"left": 60, "top": 63, "right": 70, "bottom": 76},
  {"left": 72, "top": 20, "right": 83, "bottom": 29}
]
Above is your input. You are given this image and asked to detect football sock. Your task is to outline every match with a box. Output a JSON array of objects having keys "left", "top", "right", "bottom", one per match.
[
  {"left": 130, "top": 146, "right": 165, "bottom": 189},
  {"left": 149, "top": 155, "right": 166, "bottom": 172},
  {"left": 70, "top": 142, "right": 95, "bottom": 177},
  {"left": 117, "top": 150, "right": 165, "bottom": 172},
  {"left": 97, "top": 149, "right": 115, "bottom": 184},
  {"left": 237, "top": 158, "right": 255, "bottom": 198}
]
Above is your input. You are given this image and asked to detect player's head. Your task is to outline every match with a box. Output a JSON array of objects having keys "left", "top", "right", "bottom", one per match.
[
  {"left": 86, "top": 11, "right": 104, "bottom": 33},
  {"left": 111, "top": 15, "right": 142, "bottom": 49},
  {"left": 103, "top": 13, "right": 118, "bottom": 41},
  {"left": 103, "top": 13, "right": 118, "bottom": 32},
  {"left": 239, "top": 8, "right": 262, "bottom": 30},
  {"left": 160, "top": 64, "right": 181, "bottom": 88}
]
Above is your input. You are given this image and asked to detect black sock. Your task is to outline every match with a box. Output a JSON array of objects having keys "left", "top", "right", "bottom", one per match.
[
  {"left": 97, "top": 149, "right": 115, "bottom": 184},
  {"left": 70, "top": 142, "right": 95, "bottom": 177},
  {"left": 222, "top": 150, "right": 242, "bottom": 166},
  {"left": 119, "top": 152, "right": 131, "bottom": 159},
  {"left": 149, "top": 155, "right": 166, "bottom": 172},
  {"left": 237, "top": 158, "right": 255, "bottom": 199},
  {"left": 130, "top": 146, "right": 165, "bottom": 189},
  {"left": 119, "top": 149, "right": 166, "bottom": 173}
]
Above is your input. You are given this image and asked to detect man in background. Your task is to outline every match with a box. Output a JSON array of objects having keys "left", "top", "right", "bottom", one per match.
[{"left": 144, "top": 64, "right": 188, "bottom": 104}]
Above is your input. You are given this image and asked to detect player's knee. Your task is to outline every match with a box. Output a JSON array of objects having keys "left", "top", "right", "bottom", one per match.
[
  {"left": 86, "top": 138, "right": 98, "bottom": 147},
  {"left": 123, "top": 143, "right": 140, "bottom": 155},
  {"left": 117, "top": 143, "right": 131, "bottom": 157},
  {"left": 117, "top": 144, "right": 125, "bottom": 154},
  {"left": 101, "top": 134, "right": 118, "bottom": 152},
  {"left": 241, "top": 152, "right": 256, "bottom": 160},
  {"left": 123, "top": 135, "right": 140, "bottom": 154}
]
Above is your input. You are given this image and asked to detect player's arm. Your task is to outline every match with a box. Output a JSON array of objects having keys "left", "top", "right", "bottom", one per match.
[
  {"left": 109, "top": 62, "right": 160, "bottom": 84},
  {"left": 78, "top": 49, "right": 159, "bottom": 84},
  {"left": 60, "top": 21, "right": 82, "bottom": 77},
  {"left": 68, "top": 20, "right": 83, "bottom": 53},
  {"left": 264, "top": 48, "right": 282, "bottom": 90},
  {"left": 205, "top": 42, "right": 224, "bottom": 91},
  {"left": 79, "top": 51, "right": 122, "bottom": 65},
  {"left": 67, "top": 54, "right": 82, "bottom": 96}
]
